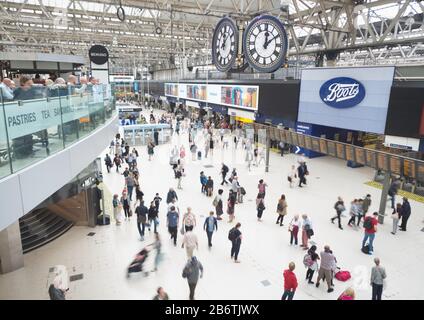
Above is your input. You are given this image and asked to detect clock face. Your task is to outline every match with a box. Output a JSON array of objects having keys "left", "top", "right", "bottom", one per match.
[
  {"left": 212, "top": 17, "right": 238, "bottom": 72},
  {"left": 243, "top": 15, "right": 288, "bottom": 73}
]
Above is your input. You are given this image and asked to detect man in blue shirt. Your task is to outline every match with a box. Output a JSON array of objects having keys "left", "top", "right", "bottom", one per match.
[
  {"left": 167, "top": 206, "right": 179, "bottom": 246},
  {"left": 203, "top": 211, "right": 218, "bottom": 247}
]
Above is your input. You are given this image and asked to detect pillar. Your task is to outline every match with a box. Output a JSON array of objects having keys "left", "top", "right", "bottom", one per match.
[
  {"left": 378, "top": 172, "right": 391, "bottom": 224},
  {"left": 0, "top": 221, "right": 24, "bottom": 274}
]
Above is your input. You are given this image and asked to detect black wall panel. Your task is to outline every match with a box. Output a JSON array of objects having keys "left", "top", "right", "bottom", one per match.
[{"left": 385, "top": 81, "right": 424, "bottom": 138}]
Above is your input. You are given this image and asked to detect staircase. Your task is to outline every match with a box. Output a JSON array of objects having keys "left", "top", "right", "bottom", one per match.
[{"left": 19, "top": 208, "right": 73, "bottom": 254}]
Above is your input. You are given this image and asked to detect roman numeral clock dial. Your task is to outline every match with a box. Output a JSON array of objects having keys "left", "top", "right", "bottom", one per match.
[
  {"left": 243, "top": 15, "right": 288, "bottom": 73},
  {"left": 212, "top": 17, "right": 239, "bottom": 72}
]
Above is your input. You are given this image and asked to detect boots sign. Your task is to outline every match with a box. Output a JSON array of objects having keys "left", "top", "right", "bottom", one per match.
[
  {"left": 319, "top": 77, "right": 365, "bottom": 108},
  {"left": 89, "top": 45, "right": 109, "bottom": 65}
]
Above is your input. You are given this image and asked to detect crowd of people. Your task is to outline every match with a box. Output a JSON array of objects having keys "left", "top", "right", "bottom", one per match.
[{"left": 96, "top": 101, "right": 415, "bottom": 301}]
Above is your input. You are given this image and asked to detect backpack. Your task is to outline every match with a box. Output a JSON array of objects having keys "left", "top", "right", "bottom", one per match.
[
  {"left": 361, "top": 244, "right": 370, "bottom": 254},
  {"left": 228, "top": 228, "right": 237, "bottom": 241},
  {"left": 335, "top": 271, "right": 351, "bottom": 282},
  {"left": 223, "top": 165, "right": 229, "bottom": 173},
  {"left": 240, "top": 187, "right": 246, "bottom": 195},
  {"left": 303, "top": 254, "right": 313, "bottom": 268},
  {"left": 363, "top": 217, "right": 372, "bottom": 230},
  {"left": 212, "top": 197, "right": 218, "bottom": 207}
]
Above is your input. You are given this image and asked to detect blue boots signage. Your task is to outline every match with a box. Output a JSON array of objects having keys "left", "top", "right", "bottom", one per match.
[{"left": 319, "top": 77, "right": 365, "bottom": 108}]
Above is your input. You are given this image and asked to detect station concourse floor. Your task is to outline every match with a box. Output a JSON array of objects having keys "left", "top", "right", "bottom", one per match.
[{"left": 1, "top": 122, "right": 424, "bottom": 300}]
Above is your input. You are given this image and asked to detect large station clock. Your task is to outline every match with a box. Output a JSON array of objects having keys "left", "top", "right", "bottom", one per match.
[
  {"left": 212, "top": 17, "right": 239, "bottom": 72},
  {"left": 243, "top": 15, "right": 288, "bottom": 73}
]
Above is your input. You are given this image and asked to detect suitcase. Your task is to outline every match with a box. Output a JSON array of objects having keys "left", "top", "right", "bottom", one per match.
[
  {"left": 97, "top": 214, "right": 111, "bottom": 225},
  {"left": 361, "top": 245, "right": 370, "bottom": 254},
  {"left": 197, "top": 151, "right": 202, "bottom": 160}
]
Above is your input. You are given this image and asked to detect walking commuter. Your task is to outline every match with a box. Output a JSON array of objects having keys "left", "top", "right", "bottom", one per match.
[
  {"left": 126, "top": 173, "right": 135, "bottom": 201},
  {"left": 152, "top": 233, "right": 162, "bottom": 271},
  {"left": 182, "top": 256, "right": 203, "bottom": 300},
  {"left": 229, "top": 223, "right": 242, "bottom": 263},
  {"left": 287, "top": 165, "right": 297, "bottom": 188},
  {"left": 176, "top": 167, "right": 183, "bottom": 189},
  {"left": 301, "top": 214, "right": 313, "bottom": 250},
  {"left": 316, "top": 245, "right": 336, "bottom": 293},
  {"left": 276, "top": 194, "right": 288, "bottom": 226},
  {"left": 182, "top": 229, "right": 199, "bottom": 259},
  {"left": 256, "top": 196, "right": 266, "bottom": 221},
  {"left": 190, "top": 143, "right": 197, "bottom": 161},
  {"left": 213, "top": 189, "right": 224, "bottom": 220},
  {"left": 331, "top": 197, "right": 345, "bottom": 230},
  {"left": 166, "top": 188, "right": 178, "bottom": 204},
  {"left": 391, "top": 203, "right": 401, "bottom": 235},
  {"left": 182, "top": 207, "right": 197, "bottom": 232},
  {"left": 297, "top": 162, "right": 308, "bottom": 187},
  {"left": 288, "top": 214, "right": 300, "bottom": 246},
  {"left": 148, "top": 201, "right": 159, "bottom": 234},
  {"left": 167, "top": 206, "right": 179, "bottom": 246},
  {"left": 371, "top": 258, "right": 387, "bottom": 300},
  {"left": 113, "top": 154, "right": 121, "bottom": 173},
  {"left": 400, "top": 197, "right": 411, "bottom": 231},
  {"left": 221, "top": 163, "right": 229, "bottom": 185},
  {"left": 257, "top": 179, "right": 267, "bottom": 199},
  {"left": 112, "top": 194, "right": 123, "bottom": 225},
  {"left": 104, "top": 154, "right": 112, "bottom": 173},
  {"left": 203, "top": 211, "right": 218, "bottom": 247},
  {"left": 304, "top": 245, "right": 319, "bottom": 284},
  {"left": 147, "top": 140, "right": 155, "bottom": 161},
  {"left": 154, "top": 193, "right": 162, "bottom": 211},
  {"left": 121, "top": 191, "right": 131, "bottom": 220},
  {"left": 388, "top": 180, "right": 398, "bottom": 209},
  {"left": 227, "top": 190, "right": 236, "bottom": 223},
  {"left": 135, "top": 185, "right": 144, "bottom": 205},
  {"left": 360, "top": 194, "right": 372, "bottom": 225},
  {"left": 206, "top": 176, "right": 214, "bottom": 197},
  {"left": 347, "top": 199, "right": 359, "bottom": 227},
  {"left": 362, "top": 212, "right": 379, "bottom": 255},
  {"left": 200, "top": 171, "right": 207, "bottom": 194},
  {"left": 136, "top": 201, "right": 148, "bottom": 241},
  {"left": 282, "top": 262, "right": 298, "bottom": 300}
]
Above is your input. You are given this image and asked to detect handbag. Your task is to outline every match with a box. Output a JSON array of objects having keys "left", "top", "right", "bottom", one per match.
[
  {"left": 288, "top": 224, "right": 294, "bottom": 232},
  {"left": 180, "top": 226, "right": 185, "bottom": 235}
]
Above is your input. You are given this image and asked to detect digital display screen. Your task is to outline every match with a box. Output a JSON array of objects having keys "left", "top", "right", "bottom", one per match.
[
  {"left": 389, "top": 156, "right": 402, "bottom": 175},
  {"left": 304, "top": 136, "right": 312, "bottom": 150},
  {"left": 365, "top": 150, "right": 377, "bottom": 168},
  {"left": 354, "top": 148, "right": 365, "bottom": 165},
  {"left": 327, "top": 141, "right": 336, "bottom": 157},
  {"left": 417, "top": 162, "right": 424, "bottom": 182},
  {"left": 336, "top": 143, "right": 346, "bottom": 160},
  {"left": 403, "top": 159, "right": 416, "bottom": 178},
  {"left": 377, "top": 153, "right": 389, "bottom": 171},
  {"left": 319, "top": 139, "right": 327, "bottom": 154},
  {"left": 346, "top": 145, "right": 354, "bottom": 161}
]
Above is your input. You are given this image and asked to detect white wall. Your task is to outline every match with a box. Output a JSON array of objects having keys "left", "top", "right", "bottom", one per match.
[{"left": 0, "top": 115, "right": 119, "bottom": 232}]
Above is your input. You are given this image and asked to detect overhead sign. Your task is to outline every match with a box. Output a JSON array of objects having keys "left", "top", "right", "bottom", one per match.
[
  {"left": 165, "top": 83, "right": 259, "bottom": 111},
  {"left": 319, "top": 77, "right": 365, "bottom": 108},
  {"left": 298, "top": 66, "right": 395, "bottom": 134},
  {"left": 89, "top": 45, "right": 109, "bottom": 65}
]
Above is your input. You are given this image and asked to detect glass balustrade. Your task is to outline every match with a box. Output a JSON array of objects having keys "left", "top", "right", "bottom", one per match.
[{"left": 0, "top": 84, "right": 116, "bottom": 179}]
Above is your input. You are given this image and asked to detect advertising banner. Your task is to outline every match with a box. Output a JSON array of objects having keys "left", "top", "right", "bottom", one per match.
[
  {"left": 298, "top": 66, "right": 395, "bottom": 134},
  {"left": 164, "top": 83, "right": 259, "bottom": 111}
]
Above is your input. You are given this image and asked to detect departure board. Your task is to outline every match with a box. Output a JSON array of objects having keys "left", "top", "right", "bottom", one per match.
[
  {"left": 346, "top": 145, "right": 355, "bottom": 161},
  {"left": 377, "top": 153, "right": 389, "bottom": 170},
  {"left": 319, "top": 139, "right": 328, "bottom": 154},
  {"left": 291, "top": 132, "right": 299, "bottom": 146},
  {"left": 268, "top": 128, "right": 275, "bottom": 140},
  {"left": 365, "top": 150, "right": 377, "bottom": 168},
  {"left": 279, "top": 129, "right": 286, "bottom": 142},
  {"left": 304, "top": 136, "right": 312, "bottom": 150},
  {"left": 389, "top": 156, "right": 402, "bottom": 175},
  {"left": 417, "top": 162, "right": 424, "bottom": 182},
  {"left": 354, "top": 147, "right": 365, "bottom": 165},
  {"left": 336, "top": 143, "right": 346, "bottom": 160},
  {"left": 284, "top": 130, "right": 292, "bottom": 144},
  {"left": 327, "top": 141, "right": 336, "bottom": 157},
  {"left": 273, "top": 128, "right": 280, "bottom": 141},
  {"left": 297, "top": 133, "right": 305, "bottom": 148},
  {"left": 403, "top": 159, "right": 416, "bottom": 178},
  {"left": 311, "top": 137, "right": 320, "bottom": 152}
]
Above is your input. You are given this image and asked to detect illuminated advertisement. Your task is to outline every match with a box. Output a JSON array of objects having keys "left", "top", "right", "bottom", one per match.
[{"left": 164, "top": 83, "right": 259, "bottom": 111}]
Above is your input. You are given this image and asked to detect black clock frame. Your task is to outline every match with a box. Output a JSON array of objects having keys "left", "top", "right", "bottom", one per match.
[
  {"left": 212, "top": 17, "right": 239, "bottom": 72},
  {"left": 242, "top": 15, "right": 288, "bottom": 73}
]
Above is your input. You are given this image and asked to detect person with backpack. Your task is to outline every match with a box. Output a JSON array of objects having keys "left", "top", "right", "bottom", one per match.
[
  {"left": 182, "top": 207, "right": 197, "bottom": 232},
  {"left": 288, "top": 214, "right": 301, "bottom": 246},
  {"left": 203, "top": 211, "right": 218, "bottom": 248},
  {"left": 304, "top": 245, "right": 319, "bottom": 284},
  {"left": 331, "top": 196, "right": 345, "bottom": 230},
  {"left": 221, "top": 163, "right": 229, "bottom": 185},
  {"left": 370, "top": 257, "right": 387, "bottom": 300},
  {"left": 282, "top": 262, "right": 298, "bottom": 300},
  {"left": 315, "top": 245, "right": 336, "bottom": 293},
  {"left": 400, "top": 197, "right": 411, "bottom": 231},
  {"left": 200, "top": 171, "right": 207, "bottom": 194},
  {"left": 362, "top": 212, "right": 378, "bottom": 255},
  {"left": 256, "top": 196, "right": 266, "bottom": 222},
  {"left": 166, "top": 188, "right": 178, "bottom": 204},
  {"left": 182, "top": 256, "right": 204, "bottom": 300},
  {"left": 276, "top": 194, "right": 288, "bottom": 226},
  {"left": 213, "top": 189, "right": 224, "bottom": 220},
  {"left": 229, "top": 223, "right": 242, "bottom": 263}
]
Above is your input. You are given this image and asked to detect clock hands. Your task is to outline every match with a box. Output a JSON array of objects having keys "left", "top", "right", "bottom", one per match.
[
  {"left": 264, "top": 33, "right": 278, "bottom": 49},
  {"left": 263, "top": 32, "right": 270, "bottom": 49}
]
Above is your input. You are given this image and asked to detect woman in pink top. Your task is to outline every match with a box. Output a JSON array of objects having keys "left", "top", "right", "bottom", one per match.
[{"left": 257, "top": 179, "right": 268, "bottom": 199}]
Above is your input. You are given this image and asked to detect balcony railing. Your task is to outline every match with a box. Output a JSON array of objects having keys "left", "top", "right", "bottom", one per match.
[{"left": 0, "top": 84, "right": 116, "bottom": 179}]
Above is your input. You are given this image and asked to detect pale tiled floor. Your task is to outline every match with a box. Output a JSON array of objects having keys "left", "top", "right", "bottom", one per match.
[{"left": 1, "top": 114, "right": 424, "bottom": 300}]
